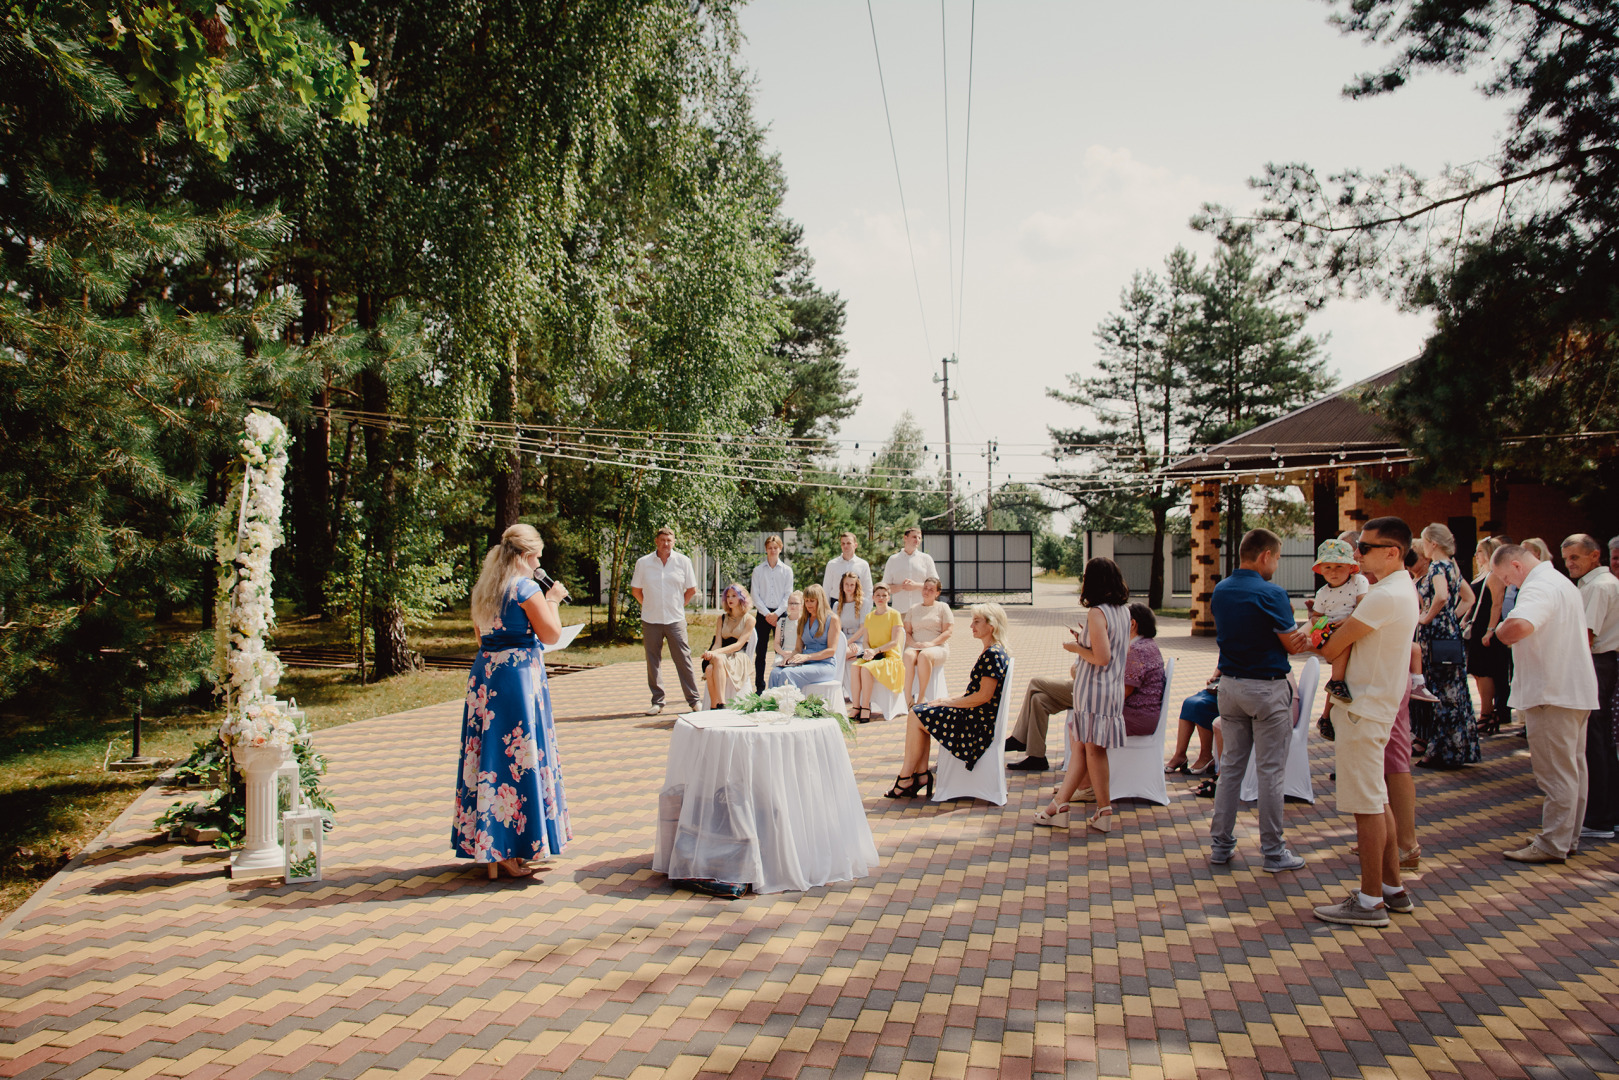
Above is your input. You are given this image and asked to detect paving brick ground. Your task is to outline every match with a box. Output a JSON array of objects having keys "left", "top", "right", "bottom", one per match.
[{"left": 3, "top": 584, "right": 1618, "bottom": 1079}]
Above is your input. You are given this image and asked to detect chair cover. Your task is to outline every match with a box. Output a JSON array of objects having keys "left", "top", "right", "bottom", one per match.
[
  {"left": 1239, "top": 656, "right": 1319, "bottom": 804},
  {"left": 871, "top": 665, "right": 947, "bottom": 720},
  {"left": 933, "top": 658, "right": 1015, "bottom": 805},
  {"left": 1105, "top": 656, "right": 1175, "bottom": 806},
  {"left": 698, "top": 634, "right": 758, "bottom": 711}
]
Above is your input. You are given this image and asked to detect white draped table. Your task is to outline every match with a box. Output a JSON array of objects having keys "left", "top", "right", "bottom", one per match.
[{"left": 654, "top": 710, "right": 879, "bottom": 894}]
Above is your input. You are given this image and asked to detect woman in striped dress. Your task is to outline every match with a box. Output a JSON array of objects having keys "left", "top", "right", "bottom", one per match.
[{"left": 1036, "top": 558, "right": 1131, "bottom": 833}]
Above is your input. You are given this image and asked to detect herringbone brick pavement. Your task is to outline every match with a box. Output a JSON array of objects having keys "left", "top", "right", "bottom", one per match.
[{"left": 2, "top": 591, "right": 1618, "bottom": 1080}]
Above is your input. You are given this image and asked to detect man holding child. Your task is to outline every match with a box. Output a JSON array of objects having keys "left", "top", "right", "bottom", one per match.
[{"left": 1312, "top": 517, "right": 1421, "bottom": 926}]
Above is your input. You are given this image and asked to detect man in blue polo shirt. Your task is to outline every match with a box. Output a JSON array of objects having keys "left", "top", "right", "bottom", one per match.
[{"left": 1209, "top": 528, "right": 1310, "bottom": 871}]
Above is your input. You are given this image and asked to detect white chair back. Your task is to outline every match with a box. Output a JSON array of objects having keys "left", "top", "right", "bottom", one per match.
[
  {"left": 933, "top": 658, "right": 1014, "bottom": 805},
  {"left": 1239, "top": 656, "right": 1319, "bottom": 804},
  {"left": 1104, "top": 655, "right": 1174, "bottom": 806}
]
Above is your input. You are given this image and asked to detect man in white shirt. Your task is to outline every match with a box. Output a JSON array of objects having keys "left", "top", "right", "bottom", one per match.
[
  {"left": 749, "top": 535, "right": 794, "bottom": 691},
  {"left": 1493, "top": 542, "right": 1601, "bottom": 863},
  {"left": 1561, "top": 534, "right": 1619, "bottom": 839},
  {"left": 1312, "top": 516, "right": 1422, "bottom": 927},
  {"left": 882, "top": 527, "right": 937, "bottom": 616},
  {"left": 630, "top": 526, "right": 700, "bottom": 715},
  {"left": 822, "top": 532, "right": 874, "bottom": 613}
]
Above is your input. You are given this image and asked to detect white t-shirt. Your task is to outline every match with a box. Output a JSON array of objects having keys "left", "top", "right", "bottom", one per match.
[
  {"left": 882, "top": 549, "right": 938, "bottom": 614},
  {"left": 1576, "top": 565, "right": 1619, "bottom": 655},
  {"left": 1339, "top": 569, "right": 1419, "bottom": 725},
  {"left": 630, "top": 550, "right": 698, "bottom": 625},
  {"left": 1313, "top": 573, "right": 1368, "bottom": 622},
  {"left": 1508, "top": 561, "right": 1600, "bottom": 710}
]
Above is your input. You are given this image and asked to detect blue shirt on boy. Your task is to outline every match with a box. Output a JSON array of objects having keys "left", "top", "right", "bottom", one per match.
[{"left": 1212, "top": 568, "right": 1297, "bottom": 679}]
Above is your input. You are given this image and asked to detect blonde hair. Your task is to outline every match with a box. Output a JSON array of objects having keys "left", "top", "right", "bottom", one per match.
[
  {"left": 1524, "top": 537, "right": 1552, "bottom": 562},
  {"left": 799, "top": 584, "right": 830, "bottom": 641},
  {"left": 836, "top": 571, "right": 864, "bottom": 620},
  {"left": 471, "top": 524, "right": 544, "bottom": 632},
  {"left": 971, "top": 603, "right": 1009, "bottom": 646},
  {"left": 1476, "top": 534, "right": 1503, "bottom": 560},
  {"left": 1421, "top": 523, "right": 1457, "bottom": 557}
]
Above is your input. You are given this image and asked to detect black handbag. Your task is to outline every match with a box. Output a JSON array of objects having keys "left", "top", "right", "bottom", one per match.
[{"left": 1429, "top": 637, "right": 1466, "bottom": 672}]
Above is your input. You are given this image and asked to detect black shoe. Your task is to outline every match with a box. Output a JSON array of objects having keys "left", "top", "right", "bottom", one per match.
[
  {"left": 1008, "top": 755, "right": 1049, "bottom": 771},
  {"left": 1004, "top": 736, "right": 1026, "bottom": 753}
]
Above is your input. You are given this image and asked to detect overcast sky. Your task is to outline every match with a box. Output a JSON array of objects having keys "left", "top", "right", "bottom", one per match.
[{"left": 735, "top": 0, "right": 1508, "bottom": 500}]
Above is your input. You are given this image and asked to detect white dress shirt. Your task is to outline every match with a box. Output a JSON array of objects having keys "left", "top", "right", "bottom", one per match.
[
  {"left": 1576, "top": 564, "right": 1619, "bottom": 654},
  {"left": 882, "top": 549, "right": 938, "bottom": 614},
  {"left": 1507, "top": 561, "right": 1600, "bottom": 710},
  {"left": 631, "top": 550, "right": 698, "bottom": 625},
  {"left": 823, "top": 555, "right": 874, "bottom": 610},
  {"left": 750, "top": 558, "right": 795, "bottom": 617}
]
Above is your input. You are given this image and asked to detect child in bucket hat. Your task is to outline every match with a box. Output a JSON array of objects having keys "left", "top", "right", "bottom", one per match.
[{"left": 1305, "top": 538, "right": 1368, "bottom": 705}]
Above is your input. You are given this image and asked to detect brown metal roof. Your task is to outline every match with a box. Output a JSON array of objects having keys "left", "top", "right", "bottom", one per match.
[{"left": 1164, "top": 359, "right": 1414, "bottom": 476}]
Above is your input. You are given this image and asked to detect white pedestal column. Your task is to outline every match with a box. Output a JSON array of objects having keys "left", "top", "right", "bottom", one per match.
[{"left": 230, "top": 744, "right": 290, "bottom": 877}]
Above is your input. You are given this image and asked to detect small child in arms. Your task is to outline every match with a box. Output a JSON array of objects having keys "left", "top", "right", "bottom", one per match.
[{"left": 1305, "top": 539, "right": 1367, "bottom": 704}]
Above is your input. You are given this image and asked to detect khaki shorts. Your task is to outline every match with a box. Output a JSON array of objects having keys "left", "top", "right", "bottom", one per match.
[{"left": 1332, "top": 704, "right": 1393, "bottom": 816}]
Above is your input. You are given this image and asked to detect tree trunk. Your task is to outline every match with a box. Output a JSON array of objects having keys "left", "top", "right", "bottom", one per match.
[
  {"left": 493, "top": 335, "right": 521, "bottom": 535},
  {"left": 358, "top": 294, "right": 413, "bottom": 679},
  {"left": 293, "top": 267, "right": 334, "bottom": 614},
  {"left": 1148, "top": 502, "right": 1167, "bottom": 609}
]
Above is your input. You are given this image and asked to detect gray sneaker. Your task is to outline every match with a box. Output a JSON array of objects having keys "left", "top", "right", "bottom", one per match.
[
  {"left": 1262, "top": 851, "right": 1306, "bottom": 873},
  {"left": 645, "top": 703, "right": 664, "bottom": 716},
  {"left": 1314, "top": 893, "right": 1390, "bottom": 927},
  {"left": 1209, "top": 848, "right": 1234, "bottom": 865},
  {"left": 1580, "top": 826, "right": 1615, "bottom": 840},
  {"left": 1383, "top": 889, "right": 1415, "bottom": 914}
]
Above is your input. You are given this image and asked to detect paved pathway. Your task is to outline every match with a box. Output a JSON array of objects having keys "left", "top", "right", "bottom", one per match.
[{"left": 2, "top": 590, "right": 1618, "bottom": 1080}]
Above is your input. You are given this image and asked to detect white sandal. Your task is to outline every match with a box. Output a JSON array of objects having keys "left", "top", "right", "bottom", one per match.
[{"left": 1034, "top": 802, "right": 1070, "bottom": 828}]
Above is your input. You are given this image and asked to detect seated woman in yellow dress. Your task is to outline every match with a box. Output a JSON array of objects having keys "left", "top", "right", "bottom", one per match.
[{"left": 849, "top": 583, "right": 905, "bottom": 722}]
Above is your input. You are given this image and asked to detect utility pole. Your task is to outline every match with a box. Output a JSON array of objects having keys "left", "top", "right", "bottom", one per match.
[
  {"left": 982, "top": 439, "right": 999, "bottom": 530},
  {"left": 933, "top": 355, "right": 959, "bottom": 529}
]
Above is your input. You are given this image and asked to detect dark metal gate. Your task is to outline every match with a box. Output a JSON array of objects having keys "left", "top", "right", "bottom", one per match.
[{"left": 921, "top": 531, "right": 1035, "bottom": 605}]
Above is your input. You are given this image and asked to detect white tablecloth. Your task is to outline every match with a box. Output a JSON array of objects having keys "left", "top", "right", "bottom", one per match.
[{"left": 654, "top": 710, "right": 879, "bottom": 894}]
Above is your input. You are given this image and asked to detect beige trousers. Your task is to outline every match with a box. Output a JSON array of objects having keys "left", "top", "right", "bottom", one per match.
[
  {"left": 1010, "top": 674, "right": 1072, "bottom": 758},
  {"left": 1523, "top": 704, "right": 1590, "bottom": 858}
]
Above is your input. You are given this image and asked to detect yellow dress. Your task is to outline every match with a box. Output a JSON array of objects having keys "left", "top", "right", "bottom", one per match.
[{"left": 853, "top": 608, "right": 904, "bottom": 692}]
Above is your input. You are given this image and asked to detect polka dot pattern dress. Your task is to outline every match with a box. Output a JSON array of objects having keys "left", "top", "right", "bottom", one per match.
[{"left": 914, "top": 644, "right": 1011, "bottom": 770}]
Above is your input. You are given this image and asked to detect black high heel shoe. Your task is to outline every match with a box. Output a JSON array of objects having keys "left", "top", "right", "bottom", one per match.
[
  {"left": 918, "top": 769, "right": 934, "bottom": 798},
  {"left": 884, "top": 773, "right": 923, "bottom": 798}
]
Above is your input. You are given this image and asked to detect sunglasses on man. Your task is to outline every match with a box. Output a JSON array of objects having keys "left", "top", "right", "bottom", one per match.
[{"left": 1357, "top": 540, "right": 1400, "bottom": 554}]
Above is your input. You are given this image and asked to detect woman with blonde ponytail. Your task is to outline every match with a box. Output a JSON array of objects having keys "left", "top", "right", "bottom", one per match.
[{"left": 452, "top": 524, "right": 572, "bottom": 879}]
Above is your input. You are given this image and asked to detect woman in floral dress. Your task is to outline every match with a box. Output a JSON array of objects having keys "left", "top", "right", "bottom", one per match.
[
  {"left": 1415, "top": 523, "right": 1479, "bottom": 768},
  {"left": 453, "top": 524, "right": 572, "bottom": 878}
]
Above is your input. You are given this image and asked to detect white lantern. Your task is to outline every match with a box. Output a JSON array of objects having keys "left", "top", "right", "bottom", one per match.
[
  {"left": 276, "top": 760, "right": 303, "bottom": 816},
  {"left": 283, "top": 809, "right": 324, "bottom": 883}
]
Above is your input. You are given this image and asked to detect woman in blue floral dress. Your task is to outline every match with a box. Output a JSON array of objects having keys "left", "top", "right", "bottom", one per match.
[
  {"left": 1415, "top": 523, "right": 1479, "bottom": 768},
  {"left": 453, "top": 524, "right": 572, "bottom": 877}
]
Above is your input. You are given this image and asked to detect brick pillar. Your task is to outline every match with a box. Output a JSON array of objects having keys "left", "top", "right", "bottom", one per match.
[
  {"left": 1337, "top": 469, "right": 1368, "bottom": 533},
  {"left": 1188, "top": 480, "right": 1221, "bottom": 638}
]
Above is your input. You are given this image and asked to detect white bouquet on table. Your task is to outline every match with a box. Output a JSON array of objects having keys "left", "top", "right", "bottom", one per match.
[
  {"left": 220, "top": 699, "right": 298, "bottom": 751},
  {"left": 760, "top": 684, "right": 804, "bottom": 715}
]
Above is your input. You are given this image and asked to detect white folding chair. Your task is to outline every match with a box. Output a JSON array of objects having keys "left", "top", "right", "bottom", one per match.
[
  {"left": 698, "top": 633, "right": 757, "bottom": 711},
  {"left": 933, "top": 658, "right": 1015, "bottom": 805},
  {"left": 802, "top": 632, "right": 847, "bottom": 714},
  {"left": 1104, "top": 656, "right": 1175, "bottom": 806},
  {"left": 1239, "top": 656, "right": 1319, "bottom": 804}
]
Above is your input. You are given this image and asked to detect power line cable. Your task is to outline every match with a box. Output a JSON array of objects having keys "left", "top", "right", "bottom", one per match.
[
  {"left": 865, "top": 0, "right": 934, "bottom": 364},
  {"left": 956, "top": 0, "right": 976, "bottom": 356},
  {"left": 940, "top": 0, "right": 957, "bottom": 347}
]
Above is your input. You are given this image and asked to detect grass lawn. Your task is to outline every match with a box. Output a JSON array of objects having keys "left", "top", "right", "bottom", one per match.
[{"left": 0, "top": 603, "right": 715, "bottom": 918}]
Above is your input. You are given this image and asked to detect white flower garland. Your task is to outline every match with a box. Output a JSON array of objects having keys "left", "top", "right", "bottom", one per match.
[{"left": 213, "top": 409, "right": 291, "bottom": 747}]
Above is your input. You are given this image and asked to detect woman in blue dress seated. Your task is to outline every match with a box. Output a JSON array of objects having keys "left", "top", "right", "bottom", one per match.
[
  {"left": 767, "top": 583, "right": 842, "bottom": 690},
  {"left": 452, "top": 524, "right": 572, "bottom": 879},
  {"left": 886, "top": 604, "right": 1011, "bottom": 799}
]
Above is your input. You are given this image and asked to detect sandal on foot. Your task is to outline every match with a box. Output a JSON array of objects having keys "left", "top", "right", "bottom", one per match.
[
  {"left": 1165, "top": 759, "right": 1191, "bottom": 775},
  {"left": 1034, "top": 802, "right": 1070, "bottom": 828},
  {"left": 486, "top": 859, "right": 534, "bottom": 879},
  {"left": 1086, "top": 807, "right": 1114, "bottom": 833}
]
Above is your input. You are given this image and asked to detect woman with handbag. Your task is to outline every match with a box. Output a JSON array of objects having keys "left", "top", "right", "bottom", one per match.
[{"left": 1415, "top": 523, "right": 1479, "bottom": 768}]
